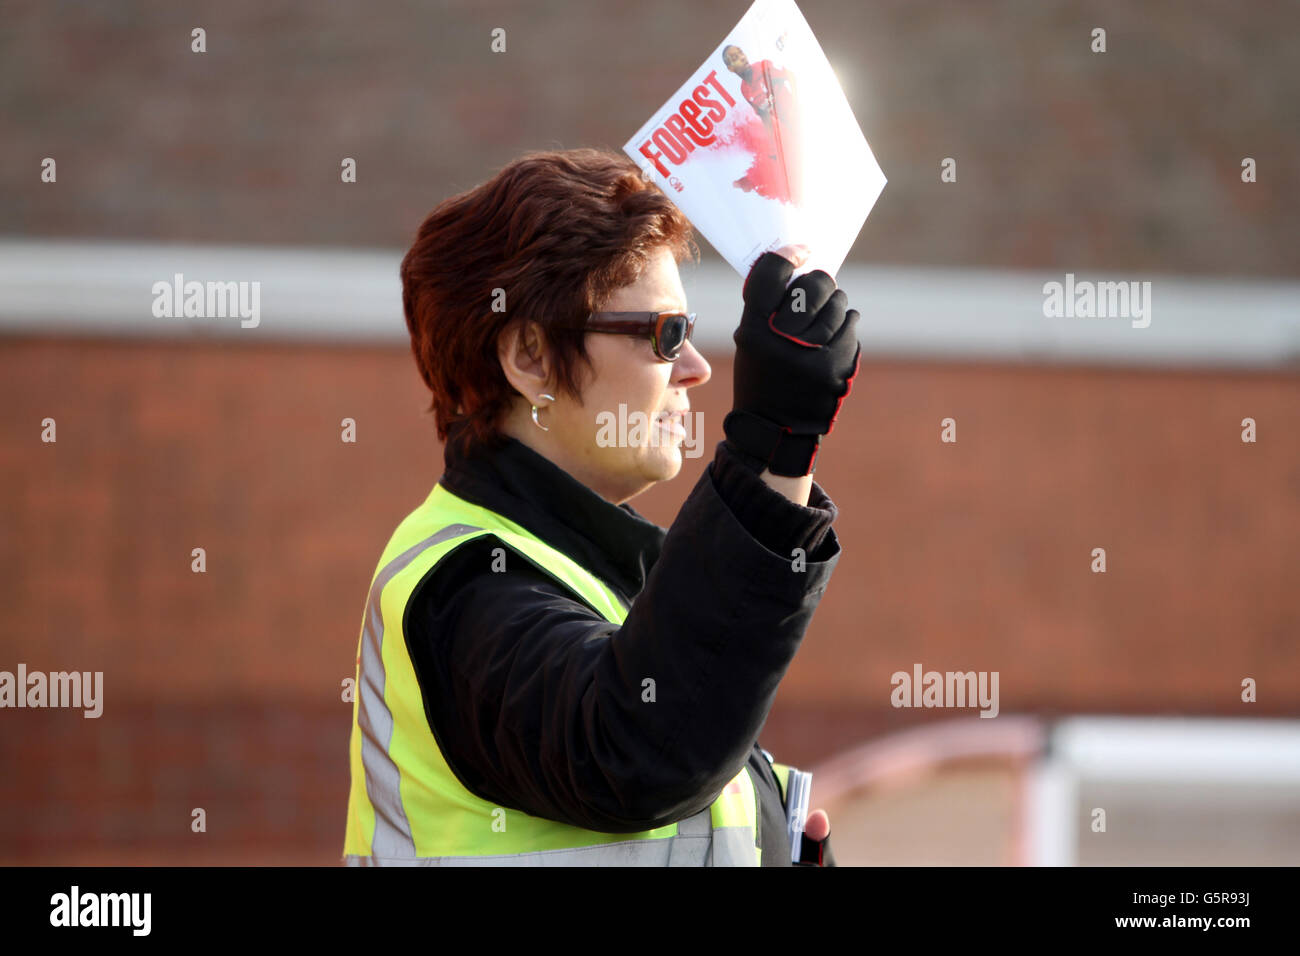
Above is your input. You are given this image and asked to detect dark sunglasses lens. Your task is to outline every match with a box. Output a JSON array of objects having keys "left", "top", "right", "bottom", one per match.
[{"left": 658, "top": 315, "right": 688, "bottom": 358}]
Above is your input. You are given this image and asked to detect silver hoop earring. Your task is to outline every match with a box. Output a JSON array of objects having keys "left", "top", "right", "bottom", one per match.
[{"left": 531, "top": 393, "right": 555, "bottom": 431}]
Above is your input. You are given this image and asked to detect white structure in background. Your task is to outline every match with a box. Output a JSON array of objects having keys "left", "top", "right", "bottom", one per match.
[
  {"left": 1, "top": 239, "right": 1298, "bottom": 367},
  {"left": 810, "top": 716, "right": 1300, "bottom": 865},
  {"left": 1027, "top": 717, "right": 1300, "bottom": 866}
]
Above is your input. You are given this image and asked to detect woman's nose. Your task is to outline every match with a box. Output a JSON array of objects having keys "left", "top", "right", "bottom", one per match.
[{"left": 671, "top": 340, "right": 711, "bottom": 388}]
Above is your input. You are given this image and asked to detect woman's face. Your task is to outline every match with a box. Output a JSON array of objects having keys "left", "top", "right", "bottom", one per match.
[{"left": 548, "top": 246, "right": 712, "bottom": 504}]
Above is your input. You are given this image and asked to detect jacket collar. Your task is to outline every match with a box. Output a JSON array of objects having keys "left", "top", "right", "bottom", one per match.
[{"left": 439, "top": 430, "right": 666, "bottom": 605}]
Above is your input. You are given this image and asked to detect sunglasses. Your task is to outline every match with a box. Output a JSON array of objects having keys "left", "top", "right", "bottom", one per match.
[{"left": 575, "top": 311, "right": 698, "bottom": 362}]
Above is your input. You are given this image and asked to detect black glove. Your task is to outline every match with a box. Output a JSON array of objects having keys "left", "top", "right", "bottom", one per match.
[
  {"left": 795, "top": 828, "right": 837, "bottom": 867},
  {"left": 723, "top": 251, "right": 861, "bottom": 477}
]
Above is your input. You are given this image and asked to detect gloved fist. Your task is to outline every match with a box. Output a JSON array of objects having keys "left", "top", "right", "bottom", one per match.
[
  {"left": 794, "top": 808, "right": 836, "bottom": 866},
  {"left": 723, "top": 247, "right": 861, "bottom": 477}
]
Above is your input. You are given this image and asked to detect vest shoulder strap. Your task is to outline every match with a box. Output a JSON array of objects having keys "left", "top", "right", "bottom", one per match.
[{"left": 395, "top": 484, "right": 629, "bottom": 625}]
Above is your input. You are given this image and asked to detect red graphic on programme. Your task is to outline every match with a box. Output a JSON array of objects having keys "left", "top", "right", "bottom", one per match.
[{"left": 722, "top": 45, "right": 805, "bottom": 206}]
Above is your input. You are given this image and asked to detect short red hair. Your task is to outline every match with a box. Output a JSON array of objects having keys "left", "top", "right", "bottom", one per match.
[{"left": 401, "top": 148, "right": 698, "bottom": 457}]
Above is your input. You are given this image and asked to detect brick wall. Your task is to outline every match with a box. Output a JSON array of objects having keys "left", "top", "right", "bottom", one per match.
[
  {"left": 1, "top": 338, "right": 1296, "bottom": 863},
  {"left": 2, "top": 0, "right": 1297, "bottom": 276}
]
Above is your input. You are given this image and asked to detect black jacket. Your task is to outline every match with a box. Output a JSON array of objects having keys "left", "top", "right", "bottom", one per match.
[{"left": 402, "top": 431, "right": 841, "bottom": 865}]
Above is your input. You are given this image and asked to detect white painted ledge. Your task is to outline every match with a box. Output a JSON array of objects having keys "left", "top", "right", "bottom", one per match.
[{"left": 2, "top": 238, "right": 1297, "bottom": 368}]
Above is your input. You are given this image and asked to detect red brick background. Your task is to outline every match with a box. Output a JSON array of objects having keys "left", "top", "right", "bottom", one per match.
[
  {"left": 1, "top": 339, "right": 1295, "bottom": 864},
  {"left": 2, "top": 0, "right": 1296, "bottom": 866},
  {"left": 2, "top": 0, "right": 1297, "bottom": 277}
]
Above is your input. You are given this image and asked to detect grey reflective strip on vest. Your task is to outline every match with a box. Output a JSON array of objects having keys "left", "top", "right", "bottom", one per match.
[
  {"left": 667, "top": 802, "right": 712, "bottom": 866},
  {"left": 709, "top": 826, "right": 761, "bottom": 866},
  {"left": 356, "top": 523, "right": 483, "bottom": 858},
  {"left": 344, "top": 811, "right": 759, "bottom": 866}
]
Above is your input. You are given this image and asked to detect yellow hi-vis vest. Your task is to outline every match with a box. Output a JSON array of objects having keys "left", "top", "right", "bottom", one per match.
[{"left": 344, "top": 482, "right": 798, "bottom": 866}]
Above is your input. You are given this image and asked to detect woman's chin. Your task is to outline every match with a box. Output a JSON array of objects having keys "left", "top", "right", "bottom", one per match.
[
  {"left": 642, "top": 444, "right": 684, "bottom": 482},
  {"left": 660, "top": 448, "right": 684, "bottom": 478},
  {"left": 594, "top": 440, "right": 686, "bottom": 497}
]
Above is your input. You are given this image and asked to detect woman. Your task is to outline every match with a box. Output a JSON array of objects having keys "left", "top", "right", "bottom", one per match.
[{"left": 344, "top": 148, "right": 859, "bottom": 866}]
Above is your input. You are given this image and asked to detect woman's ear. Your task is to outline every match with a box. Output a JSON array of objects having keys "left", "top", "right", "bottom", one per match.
[{"left": 497, "top": 320, "right": 553, "bottom": 400}]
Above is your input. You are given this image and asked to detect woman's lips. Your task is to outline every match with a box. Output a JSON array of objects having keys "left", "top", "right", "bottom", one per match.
[{"left": 656, "top": 411, "right": 687, "bottom": 438}]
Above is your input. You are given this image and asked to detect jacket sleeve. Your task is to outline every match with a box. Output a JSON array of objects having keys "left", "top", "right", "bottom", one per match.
[{"left": 404, "top": 444, "right": 842, "bottom": 834}]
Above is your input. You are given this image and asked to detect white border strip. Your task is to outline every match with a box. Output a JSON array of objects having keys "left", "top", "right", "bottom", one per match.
[
  {"left": 2, "top": 239, "right": 1298, "bottom": 366},
  {"left": 1050, "top": 716, "right": 1300, "bottom": 784}
]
